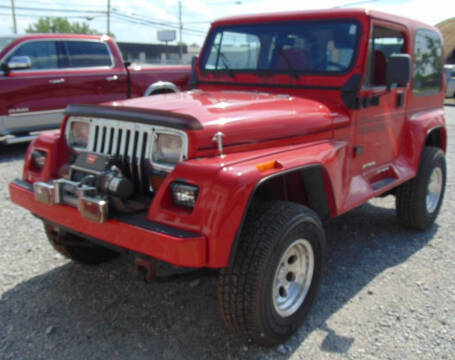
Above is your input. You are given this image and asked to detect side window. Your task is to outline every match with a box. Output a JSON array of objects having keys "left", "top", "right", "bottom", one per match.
[
  {"left": 413, "top": 29, "right": 443, "bottom": 96},
  {"left": 65, "top": 41, "right": 112, "bottom": 68},
  {"left": 5, "top": 41, "right": 59, "bottom": 70},
  {"left": 365, "top": 26, "right": 406, "bottom": 87}
]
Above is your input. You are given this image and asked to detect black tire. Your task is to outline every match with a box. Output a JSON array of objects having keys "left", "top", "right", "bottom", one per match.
[
  {"left": 218, "top": 201, "right": 326, "bottom": 346},
  {"left": 395, "top": 146, "right": 446, "bottom": 230},
  {"left": 44, "top": 224, "right": 118, "bottom": 265}
]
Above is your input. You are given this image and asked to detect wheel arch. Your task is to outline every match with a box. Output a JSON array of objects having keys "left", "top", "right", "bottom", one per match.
[
  {"left": 227, "top": 164, "right": 336, "bottom": 267},
  {"left": 425, "top": 126, "right": 447, "bottom": 152},
  {"left": 143, "top": 81, "right": 179, "bottom": 96}
]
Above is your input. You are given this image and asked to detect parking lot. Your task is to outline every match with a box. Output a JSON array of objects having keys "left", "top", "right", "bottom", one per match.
[{"left": 1, "top": 107, "right": 454, "bottom": 360}]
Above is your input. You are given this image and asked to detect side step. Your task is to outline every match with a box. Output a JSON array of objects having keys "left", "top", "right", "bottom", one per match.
[{"left": 371, "top": 177, "right": 396, "bottom": 191}]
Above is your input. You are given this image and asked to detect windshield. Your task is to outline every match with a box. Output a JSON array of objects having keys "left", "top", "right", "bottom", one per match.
[
  {"left": 201, "top": 20, "right": 360, "bottom": 75},
  {"left": 0, "top": 37, "right": 14, "bottom": 53}
]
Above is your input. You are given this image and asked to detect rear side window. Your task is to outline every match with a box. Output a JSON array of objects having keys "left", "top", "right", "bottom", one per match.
[
  {"left": 65, "top": 41, "right": 112, "bottom": 68},
  {"left": 5, "top": 40, "right": 59, "bottom": 69},
  {"left": 364, "top": 26, "right": 406, "bottom": 87},
  {"left": 412, "top": 29, "right": 443, "bottom": 96}
]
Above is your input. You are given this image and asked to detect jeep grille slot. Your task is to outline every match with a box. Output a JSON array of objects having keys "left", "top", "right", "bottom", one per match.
[{"left": 89, "top": 120, "right": 153, "bottom": 195}]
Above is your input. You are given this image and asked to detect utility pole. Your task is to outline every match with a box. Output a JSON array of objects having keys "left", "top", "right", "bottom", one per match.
[
  {"left": 10, "top": 0, "right": 17, "bottom": 34},
  {"left": 107, "top": 0, "right": 111, "bottom": 35},
  {"left": 178, "top": 0, "right": 182, "bottom": 60}
]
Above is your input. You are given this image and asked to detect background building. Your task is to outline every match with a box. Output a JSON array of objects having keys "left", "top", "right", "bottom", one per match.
[
  {"left": 117, "top": 42, "right": 188, "bottom": 64},
  {"left": 436, "top": 18, "right": 455, "bottom": 64},
  {"left": 117, "top": 42, "right": 201, "bottom": 65}
]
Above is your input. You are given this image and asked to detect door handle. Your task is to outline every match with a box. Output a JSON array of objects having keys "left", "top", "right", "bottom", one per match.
[
  {"left": 106, "top": 75, "right": 119, "bottom": 81},
  {"left": 49, "top": 78, "right": 65, "bottom": 84}
]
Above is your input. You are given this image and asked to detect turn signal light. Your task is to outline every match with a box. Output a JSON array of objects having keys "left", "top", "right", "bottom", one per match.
[
  {"left": 170, "top": 182, "right": 199, "bottom": 209},
  {"left": 31, "top": 150, "right": 47, "bottom": 171},
  {"left": 256, "top": 160, "right": 281, "bottom": 172}
]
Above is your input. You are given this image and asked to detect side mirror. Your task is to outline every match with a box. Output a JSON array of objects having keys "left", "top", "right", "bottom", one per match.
[
  {"left": 386, "top": 54, "right": 411, "bottom": 88},
  {"left": 2, "top": 56, "right": 32, "bottom": 73}
]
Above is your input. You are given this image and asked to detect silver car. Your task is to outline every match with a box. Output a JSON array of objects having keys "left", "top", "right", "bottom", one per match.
[{"left": 446, "top": 65, "right": 455, "bottom": 98}]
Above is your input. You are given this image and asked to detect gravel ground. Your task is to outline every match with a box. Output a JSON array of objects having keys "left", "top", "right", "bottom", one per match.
[{"left": 1, "top": 107, "right": 454, "bottom": 360}]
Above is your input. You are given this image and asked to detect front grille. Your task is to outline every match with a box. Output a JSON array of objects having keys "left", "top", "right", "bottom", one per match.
[
  {"left": 67, "top": 116, "right": 189, "bottom": 195},
  {"left": 88, "top": 119, "right": 152, "bottom": 194}
]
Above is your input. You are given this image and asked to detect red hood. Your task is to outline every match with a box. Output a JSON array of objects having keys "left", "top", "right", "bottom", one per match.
[{"left": 107, "top": 90, "right": 335, "bottom": 151}]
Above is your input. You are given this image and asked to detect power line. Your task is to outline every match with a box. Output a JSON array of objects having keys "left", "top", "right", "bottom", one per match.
[
  {"left": 109, "top": 13, "right": 208, "bottom": 37},
  {"left": 0, "top": 0, "right": 105, "bottom": 11},
  {"left": 111, "top": 12, "right": 208, "bottom": 34},
  {"left": 0, "top": 4, "right": 105, "bottom": 14},
  {"left": 0, "top": 1, "right": 210, "bottom": 41}
]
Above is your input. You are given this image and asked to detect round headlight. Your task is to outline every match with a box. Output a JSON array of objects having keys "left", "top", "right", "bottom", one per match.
[
  {"left": 152, "top": 133, "right": 183, "bottom": 165},
  {"left": 68, "top": 121, "right": 90, "bottom": 148}
]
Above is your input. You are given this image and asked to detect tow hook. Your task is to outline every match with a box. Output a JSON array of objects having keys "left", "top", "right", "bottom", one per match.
[{"left": 135, "top": 257, "right": 157, "bottom": 282}]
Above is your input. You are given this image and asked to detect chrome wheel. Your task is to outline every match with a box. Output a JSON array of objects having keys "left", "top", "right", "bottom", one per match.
[
  {"left": 426, "top": 167, "right": 443, "bottom": 213},
  {"left": 272, "top": 239, "right": 314, "bottom": 317}
]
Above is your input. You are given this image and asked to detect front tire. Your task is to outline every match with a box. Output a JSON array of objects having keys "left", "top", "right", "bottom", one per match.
[
  {"left": 44, "top": 224, "right": 118, "bottom": 265},
  {"left": 395, "top": 146, "right": 446, "bottom": 230},
  {"left": 218, "top": 202, "right": 326, "bottom": 346}
]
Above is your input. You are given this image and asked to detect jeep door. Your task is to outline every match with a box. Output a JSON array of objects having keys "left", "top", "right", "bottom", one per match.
[
  {"left": 62, "top": 40, "right": 127, "bottom": 105},
  {"left": 351, "top": 22, "right": 409, "bottom": 182},
  {"left": 0, "top": 39, "right": 68, "bottom": 134}
]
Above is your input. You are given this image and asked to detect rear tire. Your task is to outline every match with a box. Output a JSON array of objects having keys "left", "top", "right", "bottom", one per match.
[
  {"left": 218, "top": 201, "right": 326, "bottom": 346},
  {"left": 395, "top": 146, "right": 446, "bottom": 230},
  {"left": 44, "top": 224, "right": 118, "bottom": 265}
]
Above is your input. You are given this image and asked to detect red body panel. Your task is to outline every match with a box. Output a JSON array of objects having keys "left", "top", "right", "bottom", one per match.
[
  {"left": 128, "top": 64, "right": 191, "bottom": 97},
  {"left": 0, "top": 34, "right": 190, "bottom": 133},
  {"left": 0, "top": 69, "right": 69, "bottom": 116},
  {"left": 106, "top": 91, "right": 335, "bottom": 150},
  {"left": 9, "top": 9, "right": 447, "bottom": 269},
  {"left": 9, "top": 182, "right": 207, "bottom": 267}
]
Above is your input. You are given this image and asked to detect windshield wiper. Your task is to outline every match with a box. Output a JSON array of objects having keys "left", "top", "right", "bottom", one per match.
[
  {"left": 278, "top": 49, "right": 300, "bottom": 79},
  {"left": 214, "top": 44, "right": 235, "bottom": 78}
]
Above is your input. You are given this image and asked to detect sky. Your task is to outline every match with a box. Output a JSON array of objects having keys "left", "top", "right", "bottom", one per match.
[{"left": 0, "top": 0, "right": 452, "bottom": 46}]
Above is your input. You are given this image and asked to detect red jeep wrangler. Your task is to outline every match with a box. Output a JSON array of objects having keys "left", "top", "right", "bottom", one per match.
[{"left": 9, "top": 9, "right": 447, "bottom": 346}]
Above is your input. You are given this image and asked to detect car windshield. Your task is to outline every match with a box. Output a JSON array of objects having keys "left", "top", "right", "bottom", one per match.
[
  {"left": 201, "top": 20, "right": 360, "bottom": 75},
  {"left": 0, "top": 37, "right": 14, "bottom": 53}
]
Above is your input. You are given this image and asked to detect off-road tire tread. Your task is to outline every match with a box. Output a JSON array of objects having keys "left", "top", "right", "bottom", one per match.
[{"left": 218, "top": 201, "right": 324, "bottom": 345}]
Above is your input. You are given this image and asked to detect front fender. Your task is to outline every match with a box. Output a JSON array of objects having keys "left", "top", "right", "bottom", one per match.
[
  {"left": 148, "top": 140, "right": 349, "bottom": 267},
  {"left": 22, "top": 130, "right": 69, "bottom": 184}
]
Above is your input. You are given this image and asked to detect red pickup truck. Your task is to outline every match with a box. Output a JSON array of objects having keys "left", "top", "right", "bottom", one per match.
[
  {"left": 0, "top": 34, "right": 190, "bottom": 143},
  {"left": 9, "top": 9, "right": 447, "bottom": 346}
]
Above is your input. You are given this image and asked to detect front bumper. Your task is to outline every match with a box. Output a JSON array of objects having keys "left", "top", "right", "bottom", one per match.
[{"left": 9, "top": 179, "right": 207, "bottom": 268}]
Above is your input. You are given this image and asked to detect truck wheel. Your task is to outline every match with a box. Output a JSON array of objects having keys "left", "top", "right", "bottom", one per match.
[
  {"left": 218, "top": 202, "right": 326, "bottom": 346},
  {"left": 44, "top": 224, "right": 118, "bottom": 265},
  {"left": 395, "top": 146, "right": 446, "bottom": 230}
]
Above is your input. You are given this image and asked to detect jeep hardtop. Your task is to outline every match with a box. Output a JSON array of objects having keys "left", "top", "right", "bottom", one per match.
[{"left": 9, "top": 8, "right": 447, "bottom": 345}]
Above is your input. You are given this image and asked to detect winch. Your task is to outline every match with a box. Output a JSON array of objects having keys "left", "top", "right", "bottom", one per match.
[
  {"left": 33, "top": 151, "right": 142, "bottom": 223},
  {"left": 70, "top": 152, "right": 134, "bottom": 200}
]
